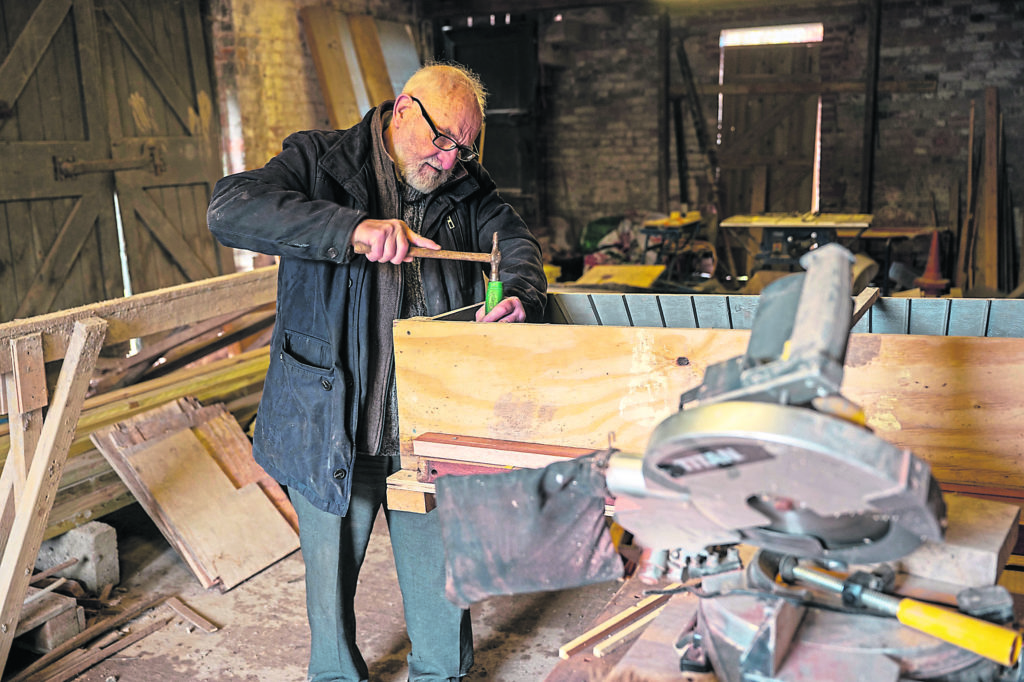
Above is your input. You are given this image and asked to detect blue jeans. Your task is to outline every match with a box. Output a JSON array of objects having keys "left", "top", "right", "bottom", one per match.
[{"left": 291, "top": 455, "right": 473, "bottom": 682}]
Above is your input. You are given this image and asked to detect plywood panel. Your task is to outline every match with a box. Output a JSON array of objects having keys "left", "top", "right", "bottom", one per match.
[
  {"left": 394, "top": 319, "right": 1024, "bottom": 491},
  {"left": 103, "top": 426, "right": 297, "bottom": 590}
]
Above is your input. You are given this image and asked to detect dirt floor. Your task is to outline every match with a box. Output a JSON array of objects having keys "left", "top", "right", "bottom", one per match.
[{"left": 8, "top": 503, "right": 621, "bottom": 681}]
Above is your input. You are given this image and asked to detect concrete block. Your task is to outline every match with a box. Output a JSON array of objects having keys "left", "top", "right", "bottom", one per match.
[{"left": 35, "top": 521, "right": 119, "bottom": 593}]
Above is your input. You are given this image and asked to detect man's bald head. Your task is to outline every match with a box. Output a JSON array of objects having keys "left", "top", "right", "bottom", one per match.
[{"left": 402, "top": 63, "right": 487, "bottom": 121}]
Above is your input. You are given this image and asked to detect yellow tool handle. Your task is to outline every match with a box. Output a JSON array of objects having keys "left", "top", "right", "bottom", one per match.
[
  {"left": 352, "top": 242, "right": 491, "bottom": 263},
  {"left": 896, "top": 598, "right": 1022, "bottom": 666}
]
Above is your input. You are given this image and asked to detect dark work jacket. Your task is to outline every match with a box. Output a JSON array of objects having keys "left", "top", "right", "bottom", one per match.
[{"left": 207, "top": 106, "right": 547, "bottom": 516}]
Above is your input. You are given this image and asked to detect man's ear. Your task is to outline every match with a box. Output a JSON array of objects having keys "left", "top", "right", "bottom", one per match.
[{"left": 392, "top": 94, "right": 411, "bottom": 126}]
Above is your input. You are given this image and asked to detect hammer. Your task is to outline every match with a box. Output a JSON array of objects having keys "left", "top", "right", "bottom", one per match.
[{"left": 353, "top": 233, "right": 503, "bottom": 312}]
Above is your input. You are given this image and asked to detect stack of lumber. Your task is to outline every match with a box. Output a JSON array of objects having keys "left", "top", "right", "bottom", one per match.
[
  {"left": 91, "top": 397, "right": 298, "bottom": 591},
  {"left": 0, "top": 346, "right": 271, "bottom": 541},
  {"left": 958, "top": 87, "right": 1017, "bottom": 294}
]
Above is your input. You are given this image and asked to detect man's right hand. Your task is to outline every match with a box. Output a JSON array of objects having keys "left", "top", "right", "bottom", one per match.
[{"left": 351, "top": 219, "right": 440, "bottom": 264}]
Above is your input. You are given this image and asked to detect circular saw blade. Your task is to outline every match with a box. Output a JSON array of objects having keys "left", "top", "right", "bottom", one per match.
[{"left": 637, "top": 401, "right": 946, "bottom": 564}]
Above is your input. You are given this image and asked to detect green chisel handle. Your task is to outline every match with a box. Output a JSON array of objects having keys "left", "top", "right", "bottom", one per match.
[{"left": 486, "top": 281, "right": 503, "bottom": 314}]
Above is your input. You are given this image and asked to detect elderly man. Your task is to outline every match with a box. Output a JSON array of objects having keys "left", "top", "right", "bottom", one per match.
[{"left": 207, "top": 63, "right": 547, "bottom": 681}]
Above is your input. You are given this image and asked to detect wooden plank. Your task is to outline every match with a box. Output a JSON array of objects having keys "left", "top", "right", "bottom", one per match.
[
  {"left": 394, "top": 318, "right": 1024, "bottom": 492},
  {"left": 899, "top": 494, "right": 1019, "bottom": 588},
  {"left": 413, "top": 433, "right": 593, "bottom": 471},
  {"left": 0, "top": 317, "right": 107, "bottom": 671},
  {"left": 347, "top": 15, "right": 394, "bottom": 105},
  {"left": 558, "top": 583, "right": 680, "bottom": 659},
  {"left": 976, "top": 87, "right": 999, "bottom": 290},
  {"left": 116, "top": 427, "right": 298, "bottom": 590},
  {"left": 574, "top": 265, "right": 665, "bottom": 290},
  {"left": 0, "top": 265, "right": 277, "bottom": 374},
  {"left": 375, "top": 19, "right": 421, "bottom": 96},
  {"left": 300, "top": 6, "right": 363, "bottom": 129},
  {"left": 165, "top": 596, "right": 218, "bottom": 633},
  {"left": 22, "top": 614, "right": 172, "bottom": 682},
  {"left": 956, "top": 99, "right": 976, "bottom": 289},
  {"left": 385, "top": 468, "right": 436, "bottom": 514},
  {"left": 5, "top": 334, "right": 47, "bottom": 510}
]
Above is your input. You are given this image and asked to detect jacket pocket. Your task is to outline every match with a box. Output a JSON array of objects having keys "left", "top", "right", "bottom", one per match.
[{"left": 255, "top": 332, "right": 346, "bottom": 502}]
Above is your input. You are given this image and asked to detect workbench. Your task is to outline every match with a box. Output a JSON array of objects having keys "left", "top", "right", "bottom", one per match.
[{"left": 719, "top": 213, "right": 949, "bottom": 292}]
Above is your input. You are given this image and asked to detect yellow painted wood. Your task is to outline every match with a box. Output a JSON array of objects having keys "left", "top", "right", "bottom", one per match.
[
  {"left": 573, "top": 265, "right": 666, "bottom": 289},
  {"left": 721, "top": 212, "right": 873, "bottom": 229},
  {"left": 348, "top": 15, "right": 394, "bottom": 105},
  {"left": 300, "top": 6, "right": 363, "bottom": 129}
]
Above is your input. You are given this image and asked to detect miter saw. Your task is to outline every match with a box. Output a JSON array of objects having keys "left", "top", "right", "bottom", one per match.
[
  {"left": 603, "top": 243, "right": 1023, "bottom": 682},
  {"left": 435, "top": 243, "right": 1022, "bottom": 681}
]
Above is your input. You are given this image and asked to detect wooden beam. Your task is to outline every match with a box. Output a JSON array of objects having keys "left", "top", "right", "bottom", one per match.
[
  {"left": 0, "top": 266, "right": 277, "bottom": 374},
  {"left": 0, "top": 317, "right": 107, "bottom": 671},
  {"left": 694, "top": 79, "right": 937, "bottom": 97}
]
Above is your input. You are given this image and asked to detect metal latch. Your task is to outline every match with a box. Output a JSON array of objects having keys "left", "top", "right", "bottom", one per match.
[{"left": 54, "top": 142, "right": 166, "bottom": 180}]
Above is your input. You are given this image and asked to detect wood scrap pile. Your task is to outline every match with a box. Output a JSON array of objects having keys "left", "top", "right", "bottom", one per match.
[
  {"left": 5, "top": 595, "right": 215, "bottom": 682},
  {"left": 0, "top": 330, "right": 272, "bottom": 542}
]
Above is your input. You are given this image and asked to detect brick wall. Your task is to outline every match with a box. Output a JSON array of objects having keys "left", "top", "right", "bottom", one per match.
[
  {"left": 208, "top": 0, "right": 417, "bottom": 173},
  {"left": 540, "top": 0, "right": 1023, "bottom": 241}
]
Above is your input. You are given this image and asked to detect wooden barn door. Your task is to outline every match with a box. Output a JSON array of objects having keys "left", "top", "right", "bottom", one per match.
[
  {"left": 0, "top": 0, "right": 226, "bottom": 324},
  {"left": 96, "top": 0, "right": 228, "bottom": 295},
  {"left": 0, "top": 0, "right": 122, "bottom": 322},
  {"left": 718, "top": 42, "right": 820, "bottom": 219}
]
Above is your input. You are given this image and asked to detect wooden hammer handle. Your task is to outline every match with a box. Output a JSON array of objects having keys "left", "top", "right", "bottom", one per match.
[{"left": 352, "top": 242, "right": 491, "bottom": 263}]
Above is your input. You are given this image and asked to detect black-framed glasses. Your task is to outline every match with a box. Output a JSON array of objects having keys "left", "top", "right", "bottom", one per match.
[{"left": 408, "top": 96, "right": 479, "bottom": 163}]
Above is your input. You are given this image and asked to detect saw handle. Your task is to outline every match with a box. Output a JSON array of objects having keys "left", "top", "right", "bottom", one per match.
[{"left": 896, "top": 598, "right": 1021, "bottom": 667}]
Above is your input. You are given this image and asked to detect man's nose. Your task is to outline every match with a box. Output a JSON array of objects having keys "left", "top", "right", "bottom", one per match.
[{"left": 437, "top": 148, "right": 459, "bottom": 170}]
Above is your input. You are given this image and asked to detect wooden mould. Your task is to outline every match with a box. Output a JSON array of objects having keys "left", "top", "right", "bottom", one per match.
[{"left": 390, "top": 291, "right": 1024, "bottom": 512}]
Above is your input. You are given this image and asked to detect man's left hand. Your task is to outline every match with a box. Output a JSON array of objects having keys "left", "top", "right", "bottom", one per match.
[{"left": 476, "top": 296, "right": 526, "bottom": 323}]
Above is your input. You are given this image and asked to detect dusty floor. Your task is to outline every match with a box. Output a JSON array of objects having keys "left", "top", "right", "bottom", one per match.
[{"left": 22, "top": 503, "right": 620, "bottom": 682}]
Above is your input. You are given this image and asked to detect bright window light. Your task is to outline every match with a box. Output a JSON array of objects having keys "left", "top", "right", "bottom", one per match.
[{"left": 720, "top": 23, "right": 823, "bottom": 47}]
